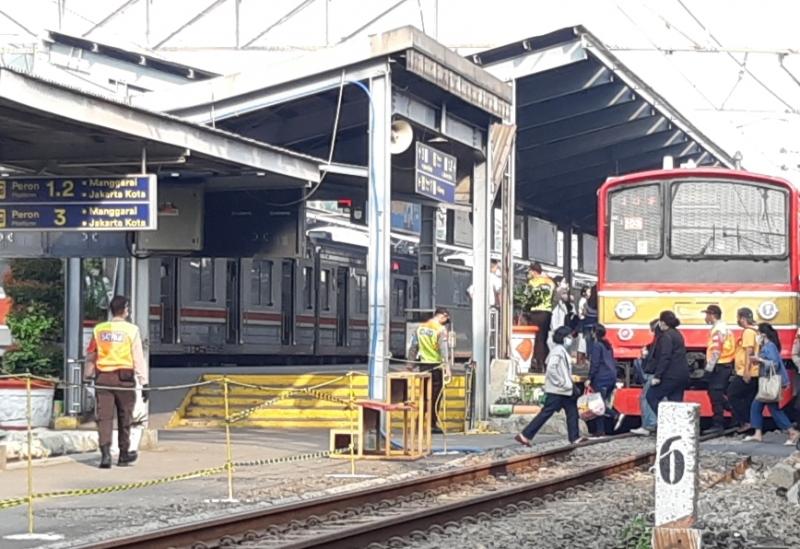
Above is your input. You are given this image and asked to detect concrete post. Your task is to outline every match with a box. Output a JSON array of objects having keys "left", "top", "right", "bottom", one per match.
[
  {"left": 471, "top": 153, "right": 491, "bottom": 421},
  {"left": 63, "top": 257, "right": 83, "bottom": 415},
  {"left": 367, "top": 69, "right": 392, "bottom": 400}
]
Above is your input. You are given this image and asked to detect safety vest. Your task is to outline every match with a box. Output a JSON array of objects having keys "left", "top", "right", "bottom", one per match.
[
  {"left": 707, "top": 322, "right": 736, "bottom": 364},
  {"left": 528, "top": 275, "right": 555, "bottom": 312},
  {"left": 93, "top": 320, "right": 138, "bottom": 372},
  {"left": 417, "top": 319, "right": 445, "bottom": 363}
]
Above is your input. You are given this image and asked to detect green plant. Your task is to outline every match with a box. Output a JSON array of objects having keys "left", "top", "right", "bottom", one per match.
[
  {"left": 513, "top": 283, "right": 551, "bottom": 314},
  {"left": 1, "top": 259, "right": 64, "bottom": 378},
  {"left": 83, "top": 258, "right": 111, "bottom": 322},
  {"left": 619, "top": 515, "right": 652, "bottom": 549}
]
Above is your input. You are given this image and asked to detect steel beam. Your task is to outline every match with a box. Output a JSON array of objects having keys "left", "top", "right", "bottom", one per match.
[
  {"left": 367, "top": 69, "right": 392, "bottom": 400},
  {"left": 516, "top": 82, "right": 634, "bottom": 130},
  {"left": 418, "top": 205, "right": 437, "bottom": 310},
  {"left": 471, "top": 142, "right": 492, "bottom": 422},
  {"left": 0, "top": 69, "right": 321, "bottom": 183},
  {"left": 482, "top": 38, "right": 587, "bottom": 82},
  {"left": 392, "top": 91, "right": 485, "bottom": 151},
  {"left": 516, "top": 60, "right": 613, "bottom": 107},
  {"left": 64, "top": 257, "right": 83, "bottom": 415},
  {"left": 517, "top": 100, "right": 653, "bottom": 150}
]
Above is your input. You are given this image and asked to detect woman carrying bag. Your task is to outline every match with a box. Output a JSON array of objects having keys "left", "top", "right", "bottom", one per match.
[
  {"left": 585, "top": 325, "right": 620, "bottom": 436},
  {"left": 744, "top": 323, "right": 800, "bottom": 445}
]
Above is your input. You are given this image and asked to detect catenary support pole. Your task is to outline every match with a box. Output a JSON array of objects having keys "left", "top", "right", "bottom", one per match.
[
  {"left": 367, "top": 68, "right": 392, "bottom": 401},
  {"left": 418, "top": 205, "right": 437, "bottom": 311},
  {"left": 471, "top": 149, "right": 492, "bottom": 422}
]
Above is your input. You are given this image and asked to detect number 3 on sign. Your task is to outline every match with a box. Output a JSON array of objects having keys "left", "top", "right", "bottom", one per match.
[{"left": 54, "top": 208, "right": 66, "bottom": 226}]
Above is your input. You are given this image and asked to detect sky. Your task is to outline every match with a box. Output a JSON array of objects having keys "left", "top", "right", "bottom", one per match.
[{"left": 0, "top": 0, "right": 798, "bottom": 183}]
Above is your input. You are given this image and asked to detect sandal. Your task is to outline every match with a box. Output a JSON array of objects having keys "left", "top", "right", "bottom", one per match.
[
  {"left": 514, "top": 433, "right": 532, "bottom": 447},
  {"left": 742, "top": 435, "right": 762, "bottom": 442}
]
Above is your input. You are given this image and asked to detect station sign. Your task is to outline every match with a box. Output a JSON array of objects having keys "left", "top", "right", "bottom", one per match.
[
  {"left": 0, "top": 175, "right": 157, "bottom": 231},
  {"left": 415, "top": 142, "right": 457, "bottom": 204}
]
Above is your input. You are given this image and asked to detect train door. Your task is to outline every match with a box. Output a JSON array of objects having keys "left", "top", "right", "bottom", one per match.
[
  {"left": 336, "top": 267, "right": 349, "bottom": 347},
  {"left": 281, "top": 259, "right": 294, "bottom": 346},
  {"left": 158, "top": 257, "right": 178, "bottom": 344},
  {"left": 225, "top": 259, "right": 241, "bottom": 345}
]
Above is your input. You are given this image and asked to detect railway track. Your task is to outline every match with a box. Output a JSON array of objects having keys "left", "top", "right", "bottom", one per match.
[{"left": 77, "top": 432, "right": 740, "bottom": 549}]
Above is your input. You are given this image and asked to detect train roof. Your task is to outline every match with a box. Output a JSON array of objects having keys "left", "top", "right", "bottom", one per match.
[{"left": 600, "top": 167, "right": 795, "bottom": 193}]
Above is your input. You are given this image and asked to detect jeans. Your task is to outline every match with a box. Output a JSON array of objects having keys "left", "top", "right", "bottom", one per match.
[
  {"left": 728, "top": 375, "right": 757, "bottom": 427},
  {"left": 587, "top": 383, "right": 617, "bottom": 435},
  {"left": 706, "top": 363, "right": 733, "bottom": 428},
  {"left": 646, "top": 378, "right": 687, "bottom": 418},
  {"left": 751, "top": 400, "right": 793, "bottom": 431},
  {"left": 522, "top": 392, "right": 580, "bottom": 443},
  {"left": 640, "top": 374, "right": 657, "bottom": 430}
]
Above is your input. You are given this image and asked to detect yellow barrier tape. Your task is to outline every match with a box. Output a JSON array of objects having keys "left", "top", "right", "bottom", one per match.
[{"left": 0, "top": 448, "right": 349, "bottom": 512}]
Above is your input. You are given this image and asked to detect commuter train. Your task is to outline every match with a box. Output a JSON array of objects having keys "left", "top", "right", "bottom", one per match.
[
  {"left": 147, "top": 211, "right": 595, "bottom": 366},
  {"left": 598, "top": 168, "right": 799, "bottom": 417}
]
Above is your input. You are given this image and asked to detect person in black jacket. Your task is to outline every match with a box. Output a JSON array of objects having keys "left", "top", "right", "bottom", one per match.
[{"left": 645, "top": 310, "right": 690, "bottom": 421}]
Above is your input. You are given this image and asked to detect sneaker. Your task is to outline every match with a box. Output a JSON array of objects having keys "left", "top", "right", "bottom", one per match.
[
  {"left": 630, "top": 427, "right": 651, "bottom": 436},
  {"left": 614, "top": 413, "right": 626, "bottom": 432},
  {"left": 743, "top": 435, "right": 761, "bottom": 443}
]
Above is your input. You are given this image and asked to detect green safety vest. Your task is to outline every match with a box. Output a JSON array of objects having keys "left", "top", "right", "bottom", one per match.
[{"left": 417, "top": 319, "right": 445, "bottom": 363}]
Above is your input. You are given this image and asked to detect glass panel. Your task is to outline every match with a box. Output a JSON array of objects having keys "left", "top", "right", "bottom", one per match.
[
  {"left": 608, "top": 185, "right": 662, "bottom": 257},
  {"left": 670, "top": 181, "right": 787, "bottom": 258},
  {"left": 303, "top": 266, "right": 314, "bottom": 309}
]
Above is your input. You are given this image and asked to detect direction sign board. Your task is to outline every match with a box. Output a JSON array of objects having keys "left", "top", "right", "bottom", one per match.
[
  {"left": 0, "top": 175, "right": 157, "bottom": 231},
  {"left": 415, "top": 142, "right": 457, "bottom": 204}
]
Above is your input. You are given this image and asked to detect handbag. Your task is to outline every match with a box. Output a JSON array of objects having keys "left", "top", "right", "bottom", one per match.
[
  {"left": 577, "top": 388, "right": 606, "bottom": 421},
  {"left": 756, "top": 362, "right": 782, "bottom": 403}
]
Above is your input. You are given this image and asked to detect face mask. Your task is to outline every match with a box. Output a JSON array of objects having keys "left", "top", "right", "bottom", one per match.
[
  {"left": 758, "top": 335, "right": 766, "bottom": 345},
  {"left": 563, "top": 336, "right": 573, "bottom": 347}
]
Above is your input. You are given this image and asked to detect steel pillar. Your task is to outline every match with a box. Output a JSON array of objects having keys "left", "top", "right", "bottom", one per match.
[
  {"left": 418, "top": 205, "right": 437, "bottom": 310},
  {"left": 367, "top": 69, "right": 392, "bottom": 400},
  {"left": 130, "top": 257, "right": 150, "bottom": 377},
  {"left": 499, "top": 156, "right": 514, "bottom": 359},
  {"left": 64, "top": 257, "right": 83, "bottom": 415},
  {"left": 562, "top": 226, "right": 574, "bottom": 287},
  {"left": 471, "top": 152, "right": 492, "bottom": 422}
]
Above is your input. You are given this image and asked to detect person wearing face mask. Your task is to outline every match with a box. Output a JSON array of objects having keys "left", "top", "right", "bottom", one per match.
[
  {"left": 728, "top": 307, "right": 760, "bottom": 433},
  {"left": 645, "top": 310, "right": 690, "bottom": 423},
  {"left": 744, "top": 323, "right": 800, "bottom": 444},
  {"left": 585, "top": 324, "right": 621, "bottom": 436},
  {"left": 547, "top": 283, "right": 572, "bottom": 350},
  {"left": 515, "top": 326, "right": 586, "bottom": 446},
  {"left": 631, "top": 318, "right": 662, "bottom": 436},
  {"left": 702, "top": 304, "right": 736, "bottom": 434}
]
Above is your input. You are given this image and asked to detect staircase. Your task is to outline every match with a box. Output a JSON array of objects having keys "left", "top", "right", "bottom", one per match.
[{"left": 169, "top": 373, "right": 468, "bottom": 432}]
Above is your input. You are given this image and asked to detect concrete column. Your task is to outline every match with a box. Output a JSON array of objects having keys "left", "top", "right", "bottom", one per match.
[
  {"left": 367, "top": 69, "right": 392, "bottom": 400},
  {"left": 418, "top": 205, "right": 437, "bottom": 310},
  {"left": 130, "top": 257, "right": 150, "bottom": 359},
  {"left": 63, "top": 257, "right": 83, "bottom": 415},
  {"left": 499, "top": 153, "right": 514, "bottom": 359},
  {"left": 471, "top": 153, "right": 491, "bottom": 421}
]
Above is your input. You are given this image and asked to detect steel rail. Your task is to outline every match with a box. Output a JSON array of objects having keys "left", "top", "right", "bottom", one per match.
[{"left": 75, "top": 437, "right": 619, "bottom": 549}]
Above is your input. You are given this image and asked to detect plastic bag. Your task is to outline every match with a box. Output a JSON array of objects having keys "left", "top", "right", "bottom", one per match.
[{"left": 577, "top": 389, "right": 606, "bottom": 421}]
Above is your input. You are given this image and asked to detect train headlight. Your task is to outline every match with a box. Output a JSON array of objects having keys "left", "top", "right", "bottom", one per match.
[
  {"left": 618, "top": 328, "right": 634, "bottom": 341},
  {"left": 758, "top": 301, "right": 778, "bottom": 320},
  {"left": 614, "top": 301, "right": 636, "bottom": 320}
]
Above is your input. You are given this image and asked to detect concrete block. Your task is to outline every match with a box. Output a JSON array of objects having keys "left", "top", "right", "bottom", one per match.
[
  {"left": 787, "top": 481, "right": 800, "bottom": 505},
  {"left": 767, "top": 462, "right": 800, "bottom": 490},
  {"left": 0, "top": 444, "right": 6, "bottom": 470}
]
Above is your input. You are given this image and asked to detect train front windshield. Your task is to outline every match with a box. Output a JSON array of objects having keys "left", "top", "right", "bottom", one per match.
[{"left": 606, "top": 179, "right": 790, "bottom": 283}]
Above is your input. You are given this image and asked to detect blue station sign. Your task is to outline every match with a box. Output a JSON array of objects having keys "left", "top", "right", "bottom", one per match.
[
  {"left": 415, "top": 142, "right": 457, "bottom": 204},
  {"left": 0, "top": 175, "right": 157, "bottom": 231}
]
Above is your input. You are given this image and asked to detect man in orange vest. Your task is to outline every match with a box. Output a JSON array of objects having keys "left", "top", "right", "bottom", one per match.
[
  {"left": 703, "top": 304, "right": 735, "bottom": 433},
  {"left": 84, "top": 295, "right": 148, "bottom": 469}
]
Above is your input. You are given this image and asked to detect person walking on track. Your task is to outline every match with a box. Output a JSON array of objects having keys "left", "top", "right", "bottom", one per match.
[
  {"left": 729, "top": 307, "right": 760, "bottom": 433},
  {"left": 525, "top": 262, "right": 555, "bottom": 369},
  {"left": 84, "top": 295, "right": 148, "bottom": 469},
  {"left": 702, "top": 304, "right": 736, "bottom": 433},
  {"left": 515, "top": 326, "right": 585, "bottom": 447},
  {"left": 407, "top": 307, "right": 451, "bottom": 433},
  {"left": 645, "top": 310, "right": 690, "bottom": 422}
]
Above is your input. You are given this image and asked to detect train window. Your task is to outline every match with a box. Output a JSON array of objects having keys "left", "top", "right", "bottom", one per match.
[
  {"left": 320, "top": 269, "right": 331, "bottom": 310},
  {"left": 392, "top": 279, "right": 407, "bottom": 316},
  {"left": 188, "top": 258, "right": 216, "bottom": 302},
  {"left": 303, "top": 266, "right": 314, "bottom": 309},
  {"left": 608, "top": 184, "right": 662, "bottom": 257},
  {"left": 250, "top": 260, "right": 273, "bottom": 306},
  {"left": 670, "top": 181, "right": 787, "bottom": 258},
  {"left": 355, "top": 274, "right": 368, "bottom": 314}
]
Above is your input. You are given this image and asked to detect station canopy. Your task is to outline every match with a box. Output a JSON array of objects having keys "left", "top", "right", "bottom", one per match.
[
  {"left": 473, "top": 26, "right": 736, "bottom": 232},
  {"left": 0, "top": 66, "right": 320, "bottom": 187}
]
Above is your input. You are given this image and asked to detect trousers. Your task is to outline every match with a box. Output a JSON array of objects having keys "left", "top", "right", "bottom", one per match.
[
  {"left": 646, "top": 378, "right": 687, "bottom": 419},
  {"left": 522, "top": 393, "right": 579, "bottom": 443},
  {"left": 419, "top": 363, "right": 444, "bottom": 430},
  {"left": 706, "top": 363, "right": 733, "bottom": 428},
  {"left": 727, "top": 375, "right": 758, "bottom": 427},
  {"left": 526, "top": 310, "right": 552, "bottom": 369},
  {"left": 640, "top": 374, "right": 657, "bottom": 430},
  {"left": 750, "top": 400, "right": 793, "bottom": 431},
  {"left": 95, "top": 370, "right": 136, "bottom": 451}
]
